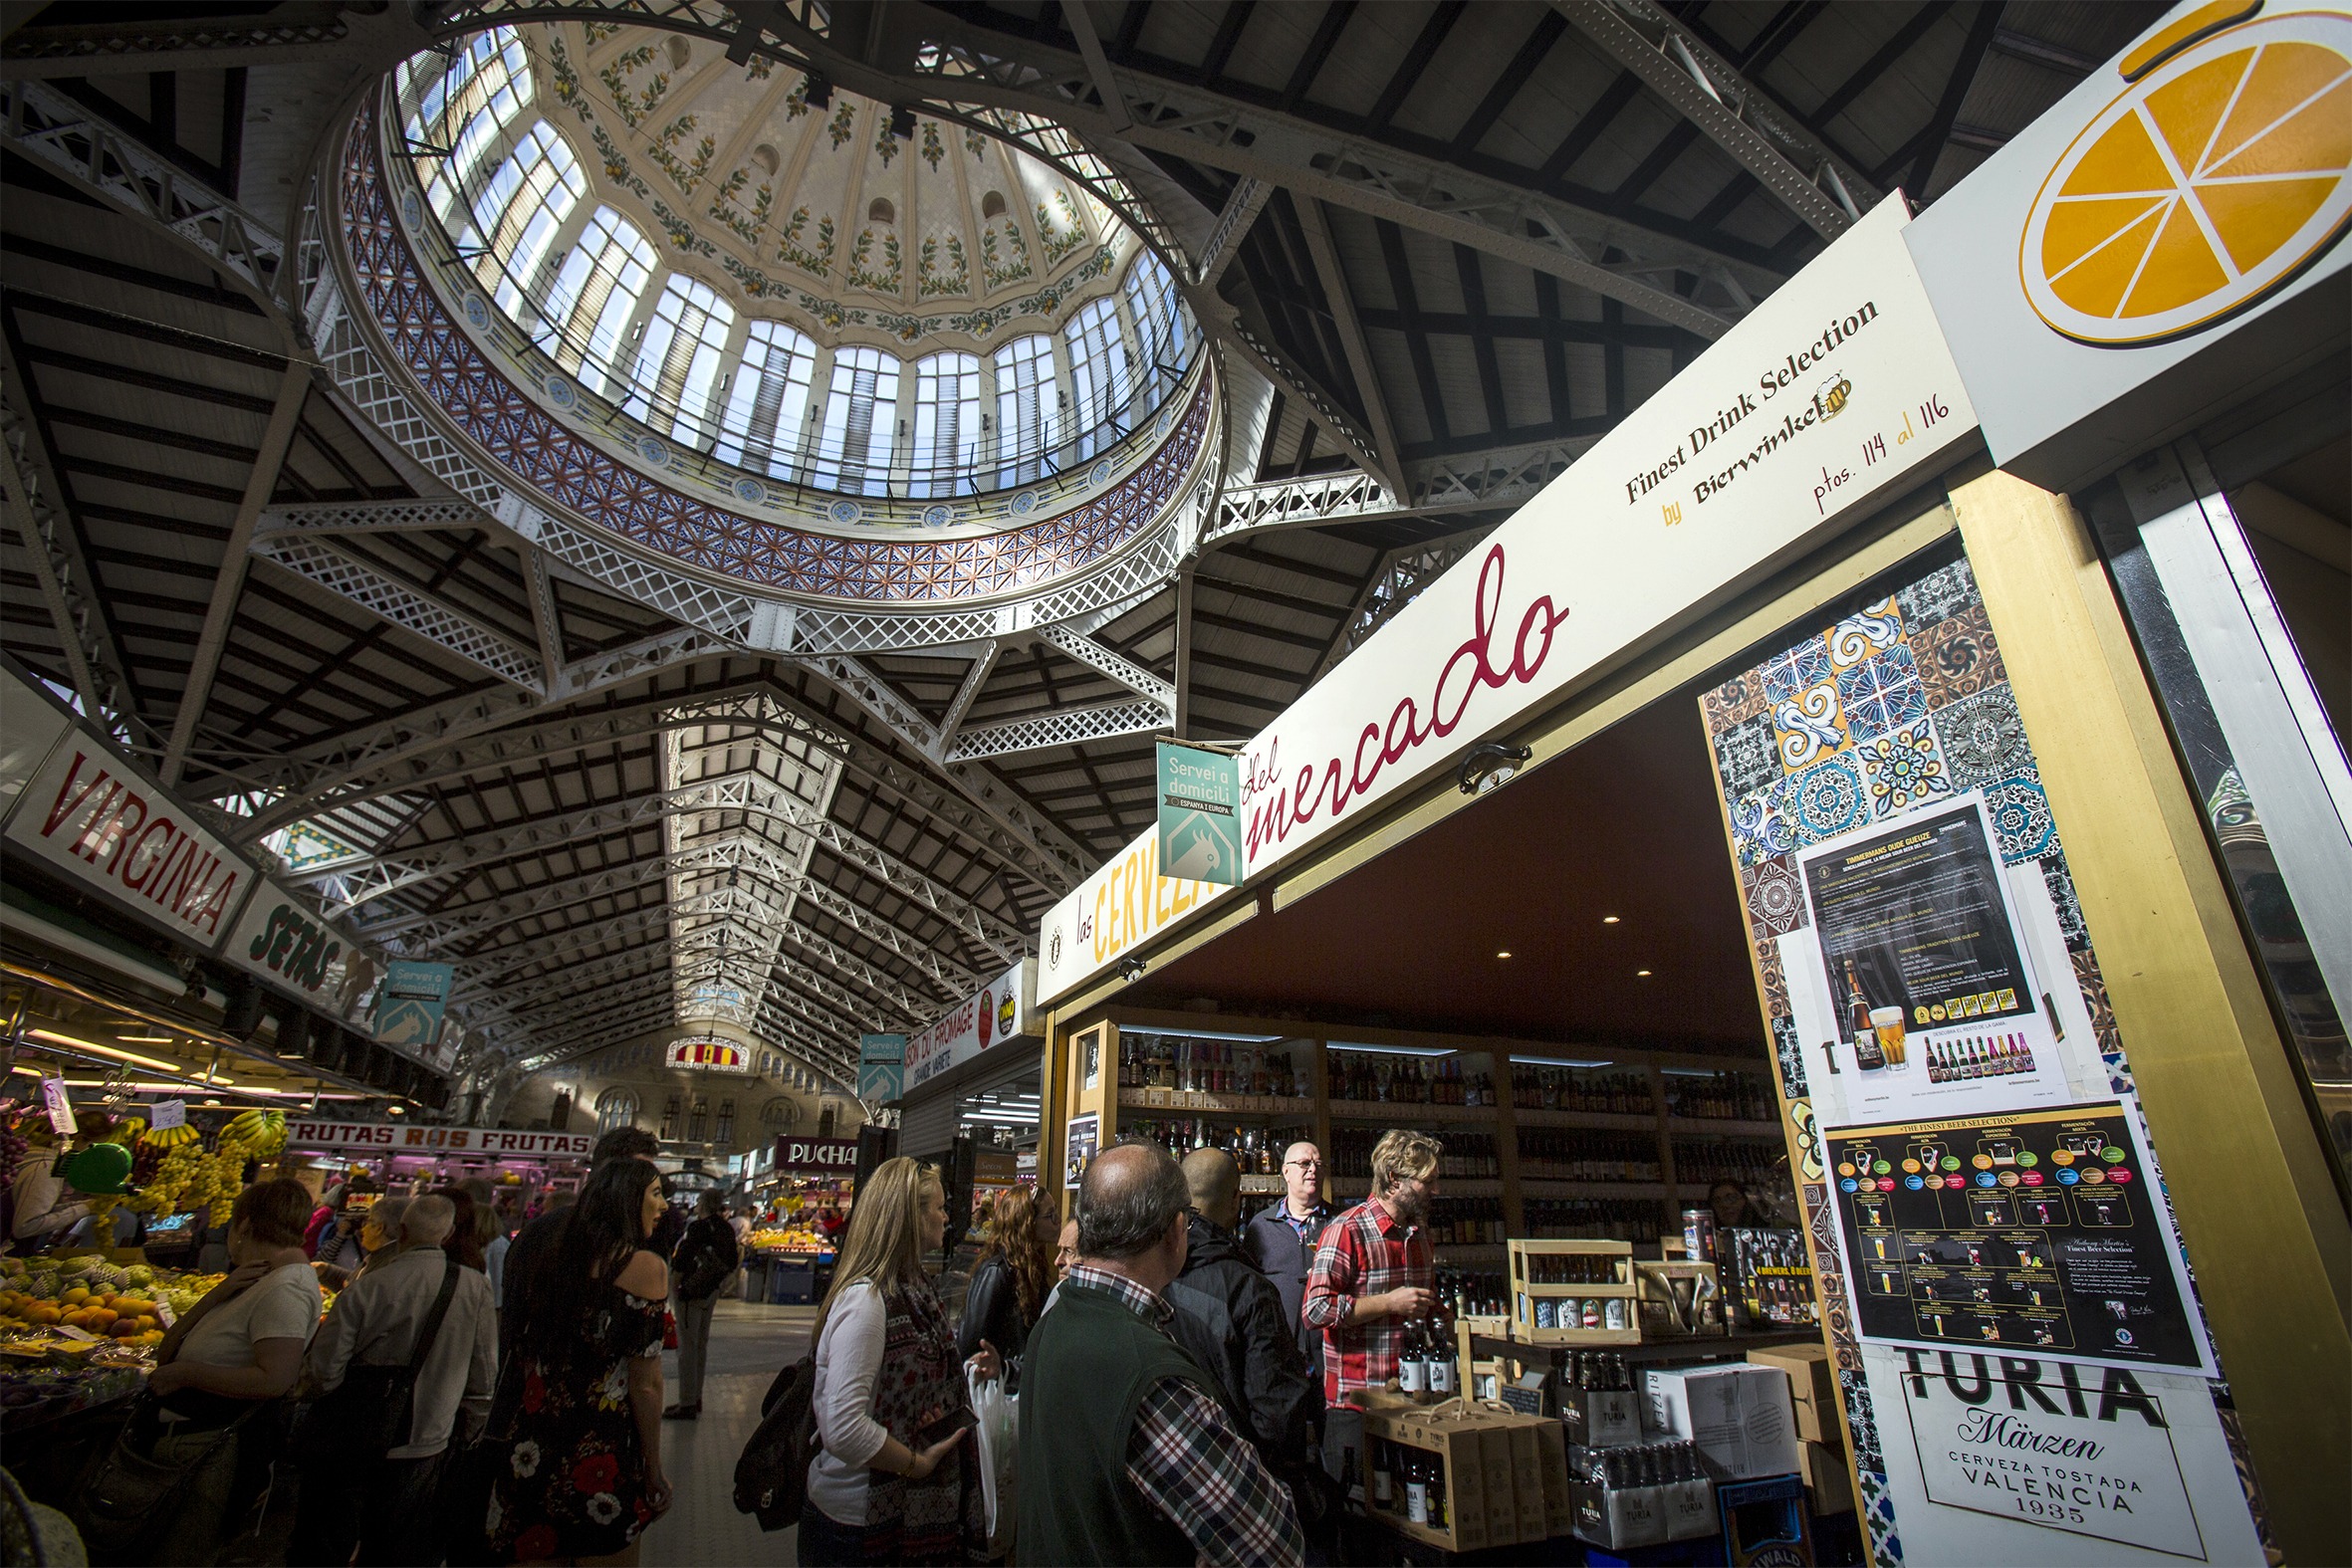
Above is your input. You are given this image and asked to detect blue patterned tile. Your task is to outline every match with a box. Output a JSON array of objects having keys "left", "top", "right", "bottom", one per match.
[
  {"left": 1826, "top": 596, "right": 1903, "bottom": 670},
  {"left": 1781, "top": 754, "right": 1869, "bottom": 844},
  {"left": 1715, "top": 713, "right": 1779, "bottom": 797},
  {"left": 2041, "top": 848, "right": 2088, "bottom": 950},
  {"left": 1858, "top": 718, "right": 1953, "bottom": 819},
  {"left": 1837, "top": 643, "right": 1926, "bottom": 742},
  {"left": 1761, "top": 635, "right": 1831, "bottom": 703},
  {"left": 1730, "top": 785, "right": 1801, "bottom": 866},
  {"left": 1932, "top": 681, "right": 2029, "bottom": 790},
  {"left": 1774, "top": 679, "right": 1848, "bottom": 772},
  {"left": 1989, "top": 775, "right": 2055, "bottom": 862}
]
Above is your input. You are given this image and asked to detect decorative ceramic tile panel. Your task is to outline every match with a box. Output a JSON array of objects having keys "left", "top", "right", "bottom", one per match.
[
  {"left": 1741, "top": 854, "right": 1807, "bottom": 937},
  {"left": 1909, "top": 600, "right": 2005, "bottom": 707},
  {"left": 1715, "top": 713, "right": 1780, "bottom": 797},
  {"left": 1930, "top": 681, "right": 2026, "bottom": 790},
  {"left": 1856, "top": 717, "right": 1951, "bottom": 819},
  {"left": 1772, "top": 678, "right": 1848, "bottom": 772},
  {"left": 1834, "top": 642, "right": 1926, "bottom": 742}
]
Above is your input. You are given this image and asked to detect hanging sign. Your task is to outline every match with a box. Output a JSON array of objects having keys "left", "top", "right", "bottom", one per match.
[
  {"left": 283, "top": 1119, "right": 594, "bottom": 1157},
  {"left": 148, "top": 1099, "right": 187, "bottom": 1131},
  {"left": 1157, "top": 742, "right": 1243, "bottom": 885},
  {"left": 667, "top": 1035, "right": 752, "bottom": 1073},
  {"left": 905, "top": 960, "right": 1037, "bottom": 1090},
  {"left": 372, "top": 959, "right": 454, "bottom": 1048},
  {"left": 857, "top": 1033, "right": 904, "bottom": 1101},
  {"left": 1907, "top": 2, "right": 2352, "bottom": 492},
  {"left": 775, "top": 1136, "right": 859, "bottom": 1173},
  {"left": 5, "top": 728, "right": 257, "bottom": 951},
  {"left": 225, "top": 881, "right": 377, "bottom": 1020},
  {"left": 39, "top": 1076, "right": 76, "bottom": 1135}
]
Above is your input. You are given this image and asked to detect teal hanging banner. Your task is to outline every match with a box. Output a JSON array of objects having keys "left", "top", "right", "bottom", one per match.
[
  {"left": 1156, "top": 742, "right": 1243, "bottom": 886},
  {"left": 857, "top": 1033, "right": 905, "bottom": 1101}
]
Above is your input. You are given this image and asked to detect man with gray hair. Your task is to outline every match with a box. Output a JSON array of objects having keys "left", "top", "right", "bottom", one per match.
[
  {"left": 293, "top": 1193, "right": 499, "bottom": 1565},
  {"left": 1018, "top": 1141, "right": 1304, "bottom": 1566}
]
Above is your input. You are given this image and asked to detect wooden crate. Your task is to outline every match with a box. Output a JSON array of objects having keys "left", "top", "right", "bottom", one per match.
[
  {"left": 1455, "top": 1316, "right": 1511, "bottom": 1403},
  {"left": 1361, "top": 1402, "right": 1560, "bottom": 1553},
  {"left": 1508, "top": 1238, "right": 1641, "bottom": 1345}
]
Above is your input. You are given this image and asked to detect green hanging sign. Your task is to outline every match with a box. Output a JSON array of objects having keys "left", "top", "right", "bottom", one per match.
[{"left": 1156, "top": 742, "right": 1243, "bottom": 886}]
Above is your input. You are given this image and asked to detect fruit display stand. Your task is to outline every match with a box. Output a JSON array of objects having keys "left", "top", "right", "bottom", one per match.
[{"left": 0, "top": 1254, "right": 212, "bottom": 1432}]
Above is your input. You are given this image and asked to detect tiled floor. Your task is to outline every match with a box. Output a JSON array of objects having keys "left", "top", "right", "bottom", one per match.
[{"left": 640, "top": 1297, "right": 817, "bottom": 1566}]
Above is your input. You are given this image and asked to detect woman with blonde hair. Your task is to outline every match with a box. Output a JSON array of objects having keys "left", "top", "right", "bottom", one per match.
[
  {"left": 803, "top": 1157, "right": 996, "bottom": 1567},
  {"left": 956, "top": 1186, "right": 1057, "bottom": 1385}
]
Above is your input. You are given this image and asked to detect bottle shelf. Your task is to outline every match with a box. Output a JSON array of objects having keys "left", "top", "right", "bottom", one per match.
[
  {"left": 1330, "top": 1177, "right": 1504, "bottom": 1198},
  {"left": 1116, "top": 1091, "right": 1316, "bottom": 1118},
  {"left": 1509, "top": 1108, "right": 1659, "bottom": 1130},
  {"left": 1327, "top": 1099, "right": 1494, "bottom": 1123},
  {"left": 1666, "top": 1117, "right": 1783, "bottom": 1137},
  {"left": 1518, "top": 1178, "right": 1671, "bottom": 1196}
]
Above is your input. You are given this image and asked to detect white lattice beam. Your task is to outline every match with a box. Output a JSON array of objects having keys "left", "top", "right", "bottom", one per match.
[
  {"left": 1034, "top": 623, "right": 1175, "bottom": 706},
  {"left": 947, "top": 698, "right": 1171, "bottom": 763},
  {"left": 1195, "top": 176, "right": 1270, "bottom": 288},
  {"left": 251, "top": 533, "right": 548, "bottom": 690}
]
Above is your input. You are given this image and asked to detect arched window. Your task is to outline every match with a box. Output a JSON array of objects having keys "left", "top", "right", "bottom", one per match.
[
  {"left": 760, "top": 1096, "right": 798, "bottom": 1129},
  {"left": 715, "top": 1099, "right": 736, "bottom": 1147},
  {"left": 688, "top": 1096, "right": 709, "bottom": 1144},
  {"left": 462, "top": 121, "right": 586, "bottom": 310},
  {"left": 413, "top": 32, "right": 536, "bottom": 226},
  {"left": 594, "top": 1086, "right": 640, "bottom": 1134},
  {"left": 1123, "top": 251, "right": 1186, "bottom": 421},
  {"left": 538, "top": 206, "right": 655, "bottom": 396},
  {"left": 910, "top": 351, "right": 980, "bottom": 498},
  {"left": 813, "top": 345, "right": 900, "bottom": 496},
  {"left": 1063, "top": 297, "right": 1132, "bottom": 459},
  {"left": 818, "top": 1103, "right": 836, "bottom": 1139},
  {"left": 991, "top": 335, "right": 1057, "bottom": 488},
  {"left": 626, "top": 275, "right": 736, "bottom": 443},
  {"left": 715, "top": 319, "right": 817, "bottom": 478}
]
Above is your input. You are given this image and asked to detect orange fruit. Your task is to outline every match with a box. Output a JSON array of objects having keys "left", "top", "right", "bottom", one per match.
[{"left": 2021, "top": 9, "right": 2352, "bottom": 344}]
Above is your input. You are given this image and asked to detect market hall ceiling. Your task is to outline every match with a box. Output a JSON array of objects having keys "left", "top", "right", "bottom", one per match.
[{"left": 0, "top": 0, "right": 2163, "bottom": 1094}]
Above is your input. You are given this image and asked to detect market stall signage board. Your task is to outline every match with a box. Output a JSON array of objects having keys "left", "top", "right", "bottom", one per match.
[
  {"left": 372, "top": 959, "right": 453, "bottom": 1048},
  {"left": 1036, "top": 827, "right": 1239, "bottom": 1006},
  {"left": 285, "top": 1120, "right": 593, "bottom": 1157},
  {"left": 905, "top": 959, "right": 1036, "bottom": 1090},
  {"left": 0, "top": 666, "right": 71, "bottom": 826},
  {"left": 1233, "top": 197, "right": 1977, "bottom": 890},
  {"left": 1906, "top": 2, "right": 2352, "bottom": 493},
  {"left": 224, "top": 879, "right": 378, "bottom": 1022},
  {"left": 1157, "top": 742, "right": 1243, "bottom": 885},
  {"left": 857, "top": 1033, "right": 904, "bottom": 1100},
  {"left": 4, "top": 723, "right": 258, "bottom": 952},
  {"left": 776, "top": 1136, "right": 859, "bottom": 1173}
]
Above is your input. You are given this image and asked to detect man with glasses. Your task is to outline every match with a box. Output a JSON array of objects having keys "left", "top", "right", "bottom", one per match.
[{"left": 1243, "top": 1141, "right": 1333, "bottom": 1375}]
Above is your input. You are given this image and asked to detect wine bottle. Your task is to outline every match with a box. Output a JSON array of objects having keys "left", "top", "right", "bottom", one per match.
[{"left": 1846, "top": 960, "right": 1887, "bottom": 1070}]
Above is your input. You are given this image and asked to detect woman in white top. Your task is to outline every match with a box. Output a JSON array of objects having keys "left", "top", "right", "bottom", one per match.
[
  {"left": 140, "top": 1177, "right": 325, "bottom": 1562},
  {"left": 803, "top": 1157, "right": 999, "bottom": 1566}
]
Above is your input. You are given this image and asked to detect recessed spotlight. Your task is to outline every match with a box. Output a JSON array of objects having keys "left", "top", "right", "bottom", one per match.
[
  {"left": 1496, "top": 950, "right": 1513, "bottom": 960},
  {"left": 1602, "top": 916, "right": 1621, "bottom": 925},
  {"left": 1636, "top": 969, "right": 1653, "bottom": 978}
]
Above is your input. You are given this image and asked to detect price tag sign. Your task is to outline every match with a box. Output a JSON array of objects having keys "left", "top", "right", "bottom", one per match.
[
  {"left": 149, "top": 1099, "right": 187, "bottom": 1131},
  {"left": 39, "top": 1077, "right": 77, "bottom": 1136},
  {"left": 50, "top": 1324, "right": 100, "bottom": 1343}
]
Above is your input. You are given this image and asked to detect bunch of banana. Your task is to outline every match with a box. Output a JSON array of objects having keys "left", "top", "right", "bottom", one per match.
[
  {"left": 140, "top": 1122, "right": 200, "bottom": 1149},
  {"left": 219, "top": 1108, "right": 287, "bottom": 1157}
]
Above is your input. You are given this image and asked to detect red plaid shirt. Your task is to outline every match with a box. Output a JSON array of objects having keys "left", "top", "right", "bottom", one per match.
[{"left": 1300, "top": 1198, "right": 1436, "bottom": 1403}]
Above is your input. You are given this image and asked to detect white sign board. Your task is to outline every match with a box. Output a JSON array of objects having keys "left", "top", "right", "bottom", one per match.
[
  {"left": 1036, "top": 828, "right": 1238, "bottom": 1007},
  {"left": 1862, "top": 1344, "right": 2263, "bottom": 1564},
  {"left": 0, "top": 667, "right": 70, "bottom": 827},
  {"left": 1907, "top": 2, "right": 2352, "bottom": 492},
  {"left": 283, "top": 1120, "right": 594, "bottom": 1158},
  {"left": 6, "top": 728, "right": 258, "bottom": 951},
  {"left": 148, "top": 1099, "right": 187, "bottom": 1131},
  {"left": 1236, "top": 197, "right": 1977, "bottom": 891},
  {"left": 905, "top": 959, "right": 1037, "bottom": 1090}
]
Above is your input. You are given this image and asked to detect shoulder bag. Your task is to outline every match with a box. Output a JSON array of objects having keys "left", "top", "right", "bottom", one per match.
[{"left": 309, "top": 1252, "right": 462, "bottom": 1459}]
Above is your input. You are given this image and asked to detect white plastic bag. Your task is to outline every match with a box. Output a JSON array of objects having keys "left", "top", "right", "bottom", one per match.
[{"left": 966, "top": 1364, "right": 1018, "bottom": 1554}]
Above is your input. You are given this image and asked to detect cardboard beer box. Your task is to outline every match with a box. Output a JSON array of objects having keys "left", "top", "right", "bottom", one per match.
[
  {"left": 1644, "top": 1363, "right": 1801, "bottom": 1481},
  {"left": 1798, "top": 1439, "right": 1854, "bottom": 1514},
  {"left": 1560, "top": 1387, "right": 1643, "bottom": 1448},
  {"left": 1532, "top": 1418, "right": 1574, "bottom": 1538},
  {"left": 1748, "top": 1341, "right": 1838, "bottom": 1445}
]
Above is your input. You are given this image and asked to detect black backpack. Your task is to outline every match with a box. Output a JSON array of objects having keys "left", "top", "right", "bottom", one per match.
[{"left": 734, "top": 1349, "right": 819, "bottom": 1531}]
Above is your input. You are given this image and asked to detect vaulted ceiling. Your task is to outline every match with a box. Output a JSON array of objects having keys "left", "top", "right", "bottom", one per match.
[{"left": 0, "top": 0, "right": 2164, "bottom": 1098}]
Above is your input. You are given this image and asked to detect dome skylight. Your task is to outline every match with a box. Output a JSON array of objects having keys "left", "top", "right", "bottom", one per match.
[{"left": 391, "top": 23, "right": 1198, "bottom": 503}]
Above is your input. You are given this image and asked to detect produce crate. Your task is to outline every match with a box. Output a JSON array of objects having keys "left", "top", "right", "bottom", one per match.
[
  {"left": 1508, "top": 1238, "right": 1640, "bottom": 1345},
  {"left": 1360, "top": 1400, "right": 1562, "bottom": 1553}
]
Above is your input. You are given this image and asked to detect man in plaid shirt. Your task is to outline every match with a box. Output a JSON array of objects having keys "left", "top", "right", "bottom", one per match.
[
  {"left": 1019, "top": 1140, "right": 1304, "bottom": 1567},
  {"left": 1301, "top": 1128, "right": 1444, "bottom": 1404}
]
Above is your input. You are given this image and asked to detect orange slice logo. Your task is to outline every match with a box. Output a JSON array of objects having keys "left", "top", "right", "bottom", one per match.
[{"left": 2021, "top": 7, "right": 2352, "bottom": 345}]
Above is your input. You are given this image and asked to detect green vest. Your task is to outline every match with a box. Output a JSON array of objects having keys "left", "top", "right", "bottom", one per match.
[{"left": 1016, "top": 1279, "right": 1214, "bottom": 1566}]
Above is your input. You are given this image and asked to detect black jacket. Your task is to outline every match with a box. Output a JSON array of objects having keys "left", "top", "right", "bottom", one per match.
[
  {"left": 1242, "top": 1197, "right": 1331, "bottom": 1368},
  {"left": 957, "top": 1250, "right": 1035, "bottom": 1377},
  {"left": 1165, "top": 1212, "right": 1317, "bottom": 1472},
  {"left": 670, "top": 1215, "right": 741, "bottom": 1301}
]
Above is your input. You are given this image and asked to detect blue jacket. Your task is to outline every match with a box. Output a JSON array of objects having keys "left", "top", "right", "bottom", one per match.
[{"left": 1242, "top": 1197, "right": 1331, "bottom": 1366}]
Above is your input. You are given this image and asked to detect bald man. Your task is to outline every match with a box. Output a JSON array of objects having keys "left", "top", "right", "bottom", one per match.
[
  {"left": 1168, "top": 1149, "right": 1326, "bottom": 1536},
  {"left": 1243, "top": 1139, "right": 1333, "bottom": 1373},
  {"left": 1018, "top": 1141, "right": 1303, "bottom": 1566}
]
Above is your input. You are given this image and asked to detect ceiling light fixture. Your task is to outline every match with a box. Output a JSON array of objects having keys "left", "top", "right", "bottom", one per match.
[
  {"left": 1495, "top": 950, "right": 1513, "bottom": 959},
  {"left": 1636, "top": 969, "right": 1653, "bottom": 978},
  {"left": 1602, "top": 916, "right": 1621, "bottom": 925},
  {"left": 28, "top": 1029, "right": 180, "bottom": 1075},
  {"left": 118, "top": 1031, "right": 175, "bottom": 1044}
]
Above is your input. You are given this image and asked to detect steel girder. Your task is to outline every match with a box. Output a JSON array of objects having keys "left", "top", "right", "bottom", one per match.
[
  {"left": 1312, "top": 530, "right": 1501, "bottom": 682},
  {"left": 362, "top": 831, "right": 986, "bottom": 997},
  {"left": 1213, "top": 317, "right": 1402, "bottom": 496},
  {"left": 809, "top": 645, "right": 1172, "bottom": 768},
  {"left": 299, "top": 768, "right": 1029, "bottom": 958},
  {"left": 1551, "top": 0, "right": 1879, "bottom": 242},
  {"left": 948, "top": 698, "right": 1172, "bottom": 764},
  {"left": 1033, "top": 623, "right": 1175, "bottom": 707},
  {"left": 1208, "top": 433, "right": 1606, "bottom": 544},
  {"left": 1195, "top": 176, "right": 1271, "bottom": 289},
  {"left": 252, "top": 533, "right": 548, "bottom": 689}
]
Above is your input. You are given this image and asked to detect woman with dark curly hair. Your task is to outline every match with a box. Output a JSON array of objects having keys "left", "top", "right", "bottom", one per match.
[
  {"left": 487, "top": 1158, "right": 673, "bottom": 1564},
  {"left": 956, "top": 1185, "right": 1058, "bottom": 1384}
]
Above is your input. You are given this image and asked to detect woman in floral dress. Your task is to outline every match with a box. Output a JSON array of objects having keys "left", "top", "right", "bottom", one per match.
[{"left": 490, "top": 1157, "right": 675, "bottom": 1564}]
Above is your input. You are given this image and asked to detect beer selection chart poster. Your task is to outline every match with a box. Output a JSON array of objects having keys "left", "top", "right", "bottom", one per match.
[
  {"left": 1825, "top": 1103, "right": 2214, "bottom": 1377},
  {"left": 1791, "top": 792, "right": 2072, "bottom": 1124}
]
